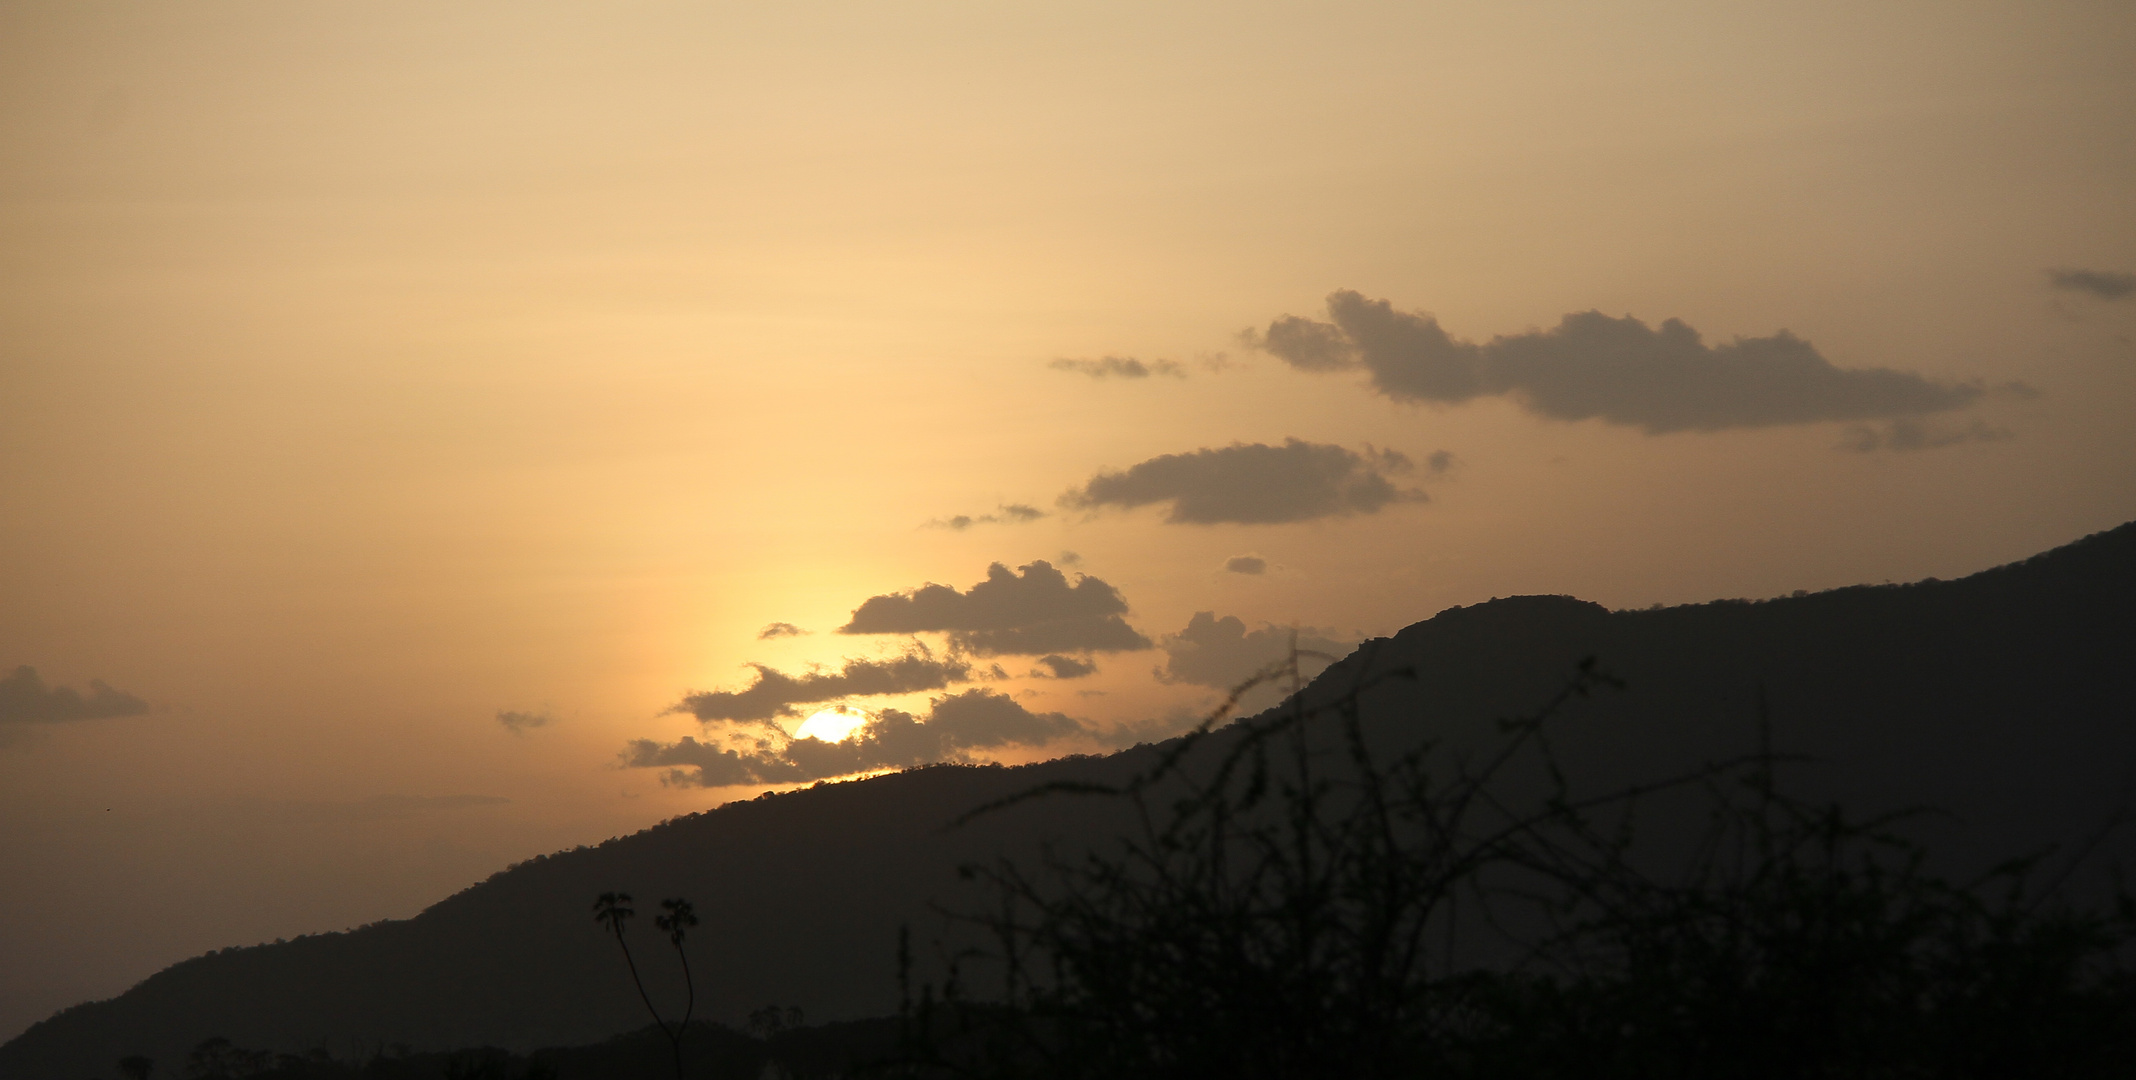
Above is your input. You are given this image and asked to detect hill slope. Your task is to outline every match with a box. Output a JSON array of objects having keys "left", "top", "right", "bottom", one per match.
[{"left": 6, "top": 522, "right": 2134, "bottom": 1080}]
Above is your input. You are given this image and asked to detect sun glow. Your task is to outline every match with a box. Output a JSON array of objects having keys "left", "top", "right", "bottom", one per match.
[{"left": 794, "top": 708, "right": 868, "bottom": 743}]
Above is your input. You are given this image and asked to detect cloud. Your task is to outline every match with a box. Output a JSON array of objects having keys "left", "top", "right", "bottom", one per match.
[
  {"left": 496, "top": 709, "right": 552, "bottom": 734},
  {"left": 953, "top": 620, "right": 1152, "bottom": 656},
  {"left": 1156, "top": 612, "right": 1356, "bottom": 690},
  {"left": 757, "top": 622, "right": 807, "bottom": 639},
  {"left": 670, "top": 648, "right": 974, "bottom": 723},
  {"left": 840, "top": 560, "right": 1153, "bottom": 656},
  {"left": 1256, "top": 315, "right": 1356, "bottom": 371},
  {"left": 626, "top": 689, "right": 1085, "bottom": 787},
  {"left": 1224, "top": 555, "right": 1268, "bottom": 575},
  {"left": 0, "top": 666, "right": 148, "bottom": 724},
  {"left": 1250, "top": 290, "right": 1989, "bottom": 433},
  {"left": 623, "top": 734, "right": 806, "bottom": 787},
  {"left": 2048, "top": 268, "right": 2136, "bottom": 301},
  {"left": 1838, "top": 418, "right": 2013, "bottom": 453},
  {"left": 922, "top": 688, "right": 1082, "bottom": 746},
  {"left": 1426, "top": 450, "right": 1455, "bottom": 474},
  {"left": 1061, "top": 438, "right": 1423, "bottom": 525},
  {"left": 1028, "top": 655, "right": 1097, "bottom": 679},
  {"left": 1087, "top": 711, "right": 1211, "bottom": 750},
  {"left": 925, "top": 504, "right": 1047, "bottom": 530},
  {"left": 1049, "top": 356, "right": 1186, "bottom": 379}
]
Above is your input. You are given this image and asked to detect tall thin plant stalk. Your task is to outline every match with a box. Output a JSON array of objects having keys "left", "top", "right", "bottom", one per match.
[{"left": 594, "top": 891, "right": 700, "bottom": 1080}]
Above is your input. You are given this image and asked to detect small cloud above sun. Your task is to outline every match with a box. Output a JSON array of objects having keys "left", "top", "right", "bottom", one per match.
[{"left": 794, "top": 707, "right": 867, "bottom": 743}]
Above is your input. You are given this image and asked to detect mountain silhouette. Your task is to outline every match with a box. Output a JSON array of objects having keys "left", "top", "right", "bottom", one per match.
[{"left": 6, "top": 521, "right": 2133, "bottom": 1080}]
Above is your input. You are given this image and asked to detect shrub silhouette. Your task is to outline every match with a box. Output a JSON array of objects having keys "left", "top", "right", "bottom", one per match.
[
  {"left": 746, "top": 1006, "right": 806, "bottom": 1039},
  {"left": 897, "top": 645, "right": 2136, "bottom": 1078},
  {"left": 183, "top": 1036, "right": 273, "bottom": 1078}
]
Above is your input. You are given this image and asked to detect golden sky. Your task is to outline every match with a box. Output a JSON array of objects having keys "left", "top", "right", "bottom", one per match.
[{"left": 3, "top": 0, "right": 2133, "bottom": 1038}]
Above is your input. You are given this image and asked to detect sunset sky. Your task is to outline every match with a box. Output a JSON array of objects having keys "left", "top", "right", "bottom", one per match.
[{"left": 3, "top": 0, "right": 2134, "bottom": 1040}]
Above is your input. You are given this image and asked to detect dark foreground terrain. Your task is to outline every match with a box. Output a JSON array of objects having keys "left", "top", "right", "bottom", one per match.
[
  {"left": 93, "top": 1020, "right": 903, "bottom": 1080},
  {"left": 7, "top": 522, "right": 2135, "bottom": 1079}
]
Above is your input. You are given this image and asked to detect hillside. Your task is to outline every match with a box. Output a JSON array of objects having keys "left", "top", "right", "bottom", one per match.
[{"left": 5, "top": 521, "right": 2134, "bottom": 1080}]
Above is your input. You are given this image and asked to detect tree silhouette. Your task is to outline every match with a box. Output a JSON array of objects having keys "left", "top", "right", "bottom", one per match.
[
  {"left": 592, "top": 892, "right": 656, "bottom": 1029},
  {"left": 116, "top": 1054, "right": 154, "bottom": 1080},
  {"left": 181, "top": 1036, "right": 269, "bottom": 1078},
  {"left": 595, "top": 890, "right": 700, "bottom": 1080},
  {"left": 656, "top": 897, "right": 701, "bottom": 1079}
]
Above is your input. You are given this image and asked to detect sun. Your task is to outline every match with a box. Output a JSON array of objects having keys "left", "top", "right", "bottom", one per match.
[{"left": 793, "top": 707, "right": 868, "bottom": 743}]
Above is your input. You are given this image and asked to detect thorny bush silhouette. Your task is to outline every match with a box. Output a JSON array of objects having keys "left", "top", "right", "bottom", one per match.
[{"left": 890, "top": 640, "right": 2136, "bottom": 1079}]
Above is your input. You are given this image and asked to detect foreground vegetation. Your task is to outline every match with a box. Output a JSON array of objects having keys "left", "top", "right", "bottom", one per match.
[{"left": 893, "top": 650, "right": 2136, "bottom": 1079}]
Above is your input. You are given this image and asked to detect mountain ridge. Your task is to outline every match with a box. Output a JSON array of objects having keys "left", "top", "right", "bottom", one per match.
[{"left": 6, "top": 520, "right": 2133, "bottom": 1080}]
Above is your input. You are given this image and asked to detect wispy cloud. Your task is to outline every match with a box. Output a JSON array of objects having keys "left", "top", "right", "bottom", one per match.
[
  {"left": 1838, "top": 418, "right": 2013, "bottom": 453},
  {"left": 496, "top": 709, "right": 553, "bottom": 734},
  {"left": 924, "top": 504, "right": 1047, "bottom": 530},
  {"left": 1049, "top": 356, "right": 1186, "bottom": 379},
  {"left": 0, "top": 666, "right": 148, "bottom": 724},
  {"left": 757, "top": 622, "right": 808, "bottom": 639},
  {"left": 1156, "top": 613, "right": 1355, "bottom": 691},
  {"left": 1027, "top": 654, "right": 1097, "bottom": 679},
  {"left": 2048, "top": 268, "right": 2136, "bottom": 301},
  {"left": 1062, "top": 439, "right": 1423, "bottom": 525}
]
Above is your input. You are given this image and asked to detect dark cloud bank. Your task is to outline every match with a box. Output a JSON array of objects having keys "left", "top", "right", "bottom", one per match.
[
  {"left": 627, "top": 688, "right": 1083, "bottom": 787},
  {"left": 0, "top": 666, "right": 147, "bottom": 724},
  {"left": 1062, "top": 438, "right": 1423, "bottom": 525},
  {"left": 841, "top": 560, "right": 1152, "bottom": 655},
  {"left": 1251, "top": 290, "right": 1997, "bottom": 434}
]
